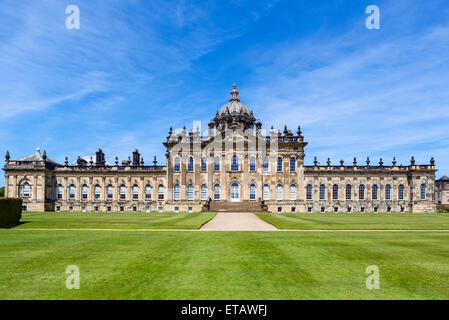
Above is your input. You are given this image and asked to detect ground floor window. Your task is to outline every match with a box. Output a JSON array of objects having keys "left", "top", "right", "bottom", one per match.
[
  {"left": 174, "top": 206, "right": 179, "bottom": 213},
  {"left": 69, "top": 206, "right": 73, "bottom": 212},
  {"left": 401, "top": 207, "right": 404, "bottom": 213},
  {"left": 22, "top": 206, "right": 28, "bottom": 212},
  {"left": 188, "top": 207, "right": 193, "bottom": 213},
  {"left": 334, "top": 207, "right": 338, "bottom": 213},
  {"left": 94, "top": 206, "right": 99, "bottom": 212},
  {"left": 56, "top": 206, "right": 60, "bottom": 212},
  {"left": 82, "top": 206, "right": 86, "bottom": 212},
  {"left": 277, "top": 207, "right": 282, "bottom": 213},
  {"left": 133, "top": 206, "right": 137, "bottom": 212},
  {"left": 308, "top": 207, "right": 312, "bottom": 213},
  {"left": 321, "top": 207, "right": 325, "bottom": 213},
  {"left": 291, "top": 207, "right": 296, "bottom": 213},
  {"left": 387, "top": 207, "right": 391, "bottom": 213},
  {"left": 347, "top": 207, "right": 351, "bottom": 213},
  {"left": 214, "top": 184, "right": 220, "bottom": 200},
  {"left": 107, "top": 207, "right": 111, "bottom": 212},
  {"left": 158, "top": 206, "right": 163, "bottom": 213},
  {"left": 374, "top": 207, "right": 378, "bottom": 213},
  {"left": 120, "top": 206, "right": 124, "bottom": 212},
  {"left": 361, "top": 207, "right": 365, "bottom": 213}
]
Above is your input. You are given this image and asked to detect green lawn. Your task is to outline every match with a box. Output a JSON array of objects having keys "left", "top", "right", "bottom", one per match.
[
  {"left": 256, "top": 212, "right": 449, "bottom": 230},
  {"left": 1, "top": 230, "right": 449, "bottom": 299},
  {"left": 12, "top": 212, "right": 216, "bottom": 230}
]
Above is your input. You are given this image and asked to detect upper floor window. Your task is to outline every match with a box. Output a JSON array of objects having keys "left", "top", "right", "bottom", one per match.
[
  {"left": 187, "top": 184, "right": 194, "bottom": 200},
  {"left": 19, "top": 182, "right": 31, "bottom": 198},
  {"left": 69, "top": 184, "right": 76, "bottom": 200},
  {"left": 120, "top": 185, "right": 126, "bottom": 200},
  {"left": 231, "top": 155, "right": 239, "bottom": 171},
  {"left": 421, "top": 183, "right": 426, "bottom": 200},
  {"left": 174, "top": 157, "right": 180, "bottom": 172},
  {"left": 276, "top": 184, "right": 283, "bottom": 201},
  {"left": 277, "top": 157, "right": 283, "bottom": 172},
  {"left": 306, "top": 184, "right": 312, "bottom": 200},
  {"left": 132, "top": 185, "right": 139, "bottom": 200},
  {"left": 214, "top": 184, "right": 220, "bottom": 200},
  {"left": 372, "top": 184, "right": 378, "bottom": 200},
  {"left": 81, "top": 184, "right": 88, "bottom": 200},
  {"left": 250, "top": 184, "right": 256, "bottom": 200},
  {"left": 158, "top": 185, "right": 165, "bottom": 200},
  {"left": 290, "top": 184, "right": 297, "bottom": 200},
  {"left": 57, "top": 185, "right": 63, "bottom": 200},
  {"left": 385, "top": 184, "right": 391, "bottom": 200},
  {"left": 263, "top": 184, "right": 269, "bottom": 200},
  {"left": 174, "top": 184, "right": 180, "bottom": 200},
  {"left": 333, "top": 184, "right": 339, "bottom": 200},
  {"left": 398, "top": 184, "right": 404, "bottom": 200},
  {"left": 290, "top": 157, "right": 296, "bottom": 172},
  {"left": 263, "top": 157, "right": 269, "bottom": 172},
  {"left": 214, "top": 157, "right": 220, "bottom": 171},
  {"left": 187, "top": 157, "right": 194, "bottom": 172},
  {"left": 107, "top": 185, "right": 113, "bottom": 200},
  {"left": 346, "top": 184, "right": 352, "bottom": 200},
  {"left": 250, "top": 157, "right": 256, "bottom": 172},
  {"left": 359, "top": 184, "right": 365, "bottom": 200},
  {"left": 145, "top": 185, "right": 151, "bottom": 200},
  {"left": 201, "top": 157, "right": 207, "bottom": 172},
  {"left": 94, "top": 185, "right": 101, "bottom": 200},
  {"left": 320, "top": 184, "right": 326, "bottom": 200},
  {"left": 201, "top": 184, "right": 207, "bottom": 200}
]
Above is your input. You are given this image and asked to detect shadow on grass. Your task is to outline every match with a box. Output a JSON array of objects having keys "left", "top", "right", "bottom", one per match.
[{"left": 3, "top": 221, "right": 30, "bottom": 229}]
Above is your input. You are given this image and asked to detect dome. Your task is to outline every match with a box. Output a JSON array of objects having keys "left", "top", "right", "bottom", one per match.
[{"left": 218, "top": 84, "right": 251, "bottom": 116}]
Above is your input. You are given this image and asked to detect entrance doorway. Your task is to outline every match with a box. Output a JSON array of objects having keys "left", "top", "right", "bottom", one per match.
[{"left": 230, "top": 183, "right": 240, "bottom": 202}]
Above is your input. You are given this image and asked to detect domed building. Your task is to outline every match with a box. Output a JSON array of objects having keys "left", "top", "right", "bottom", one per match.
[{"left": 3, "top": 85, "right": 437, "bottom": 213}]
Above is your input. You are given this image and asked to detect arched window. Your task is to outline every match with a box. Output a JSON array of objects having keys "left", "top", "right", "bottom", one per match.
[
  {"left": 398, "top": 184, "right": 404, "bottom": 200},
  {"left": 346, "top": 184, "right": 352, "bottom": 200},
  {"left": 250, "top": 157, "right": 256, "bottom": 172},
  {"left": 421, "top": 183, "right": 426, "bottom": 200},
  {"left": 201, "top": 157, "right": 207, "bottom": 172},
  {"left": 19, "top": 182, "right": 31, "bottom": 198},
  {"left": 158, "top": 185, "right": 165, "bottom": 200},
  {"left": 187, "top": 184, "right": 194, "bottom": 200},
  {"left": 263, "top": 157, "right": 269, "bottom": 172},
  {"left": 320, "top": 184, "right": 326, "bottom": 200},
  {"left": 69, "top": 184, "right": 76, "bottom": 200},
  {"left": 107, "top": 185, "right": 113, "bottom": 200},
  {"left": 372, "top": 184, "right": 378, "bottom": 200},
  {"left": 120, "top": 185, "right": 126, "bottom": 200},
  {"left": 277, "top": 157, "right": 283, "bottom": 172},
  {"left": 132, "top": 185, "right": 139, "bottom": 200},
  {"left": 214, "top": 157, "right": 220, "bottom": 171},
  {"left": 333, "top": 184, "right": 339, "bottom": 200},
  {"left": 174, "top": 184, "right": 180, "bottom": 200},
  {"left": 201, "top": 184, "right": 207, "bottom": 200},
  {"left": 385, "top": 184, "right": 391, "bottom": 200},
  {"left": 214, "top": 184, "right": 220, "bottom": 200},
  {"left": 290, "top": 184, "right": 297, "bottom": 200},
  {"left": 94, "top": 185, "right": 101, "bottom": 200},
  {"left": 82, "top": 184, "right": 88, "bottom": 200},
  {"left": 57, "top": 185, "right": 63, "bottom": 200},
  {"left": 306, "top": 184, "right": 312, "bottom": 200},
  {"left": 263, "top": 184, "right": 270, "bottom": 200},
  {"left": 144, "top": 185, "right": 151, "bottom": 200},
  {"left": 250, "top": 184, "right": 256, "bottom": 200},
  {"left": 231, "top": 155, "right": 239, "bottom": 171},
  {"left": 187, "top": 157, "right": 194, "bottom": 172},
  {"left": 174, "top": 157, "right": 180, "bottom": 172},
  {"left": 359, "top": 184, "right": 365, "bottom": 200},
  {"left": 290, "top": 157, "right": 296, "bottom": 172},
  {"left": 276, "top": 184, "right": 283, "bottom": 201}
]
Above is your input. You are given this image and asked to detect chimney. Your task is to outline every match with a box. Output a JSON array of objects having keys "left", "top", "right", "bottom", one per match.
[
  {"left": 132, "top": 149, "right": 141, "bottom": 167},
  {"left": 96, "top": 149, "right": 105, "bottom": 166}
]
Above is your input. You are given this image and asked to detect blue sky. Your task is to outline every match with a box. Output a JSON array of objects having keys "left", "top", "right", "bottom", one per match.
[{"left": 1, "top": 0, "right": 449, "bottom": 183}]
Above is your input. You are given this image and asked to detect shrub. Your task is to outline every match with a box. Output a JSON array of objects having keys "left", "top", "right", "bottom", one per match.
[
  {"left": 0, "top": 187, "right": 4, "bottom": 197},
  {"left": 0, "top": 198, "right": 22, "bottom": 227},
  {"left": 437, "top": 204, "right": 449, "bottom": 213}
]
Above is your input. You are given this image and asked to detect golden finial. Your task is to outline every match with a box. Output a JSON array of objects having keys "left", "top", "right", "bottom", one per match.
[{"left": 230, "top": 83, "right": 239, "bottom": 101}]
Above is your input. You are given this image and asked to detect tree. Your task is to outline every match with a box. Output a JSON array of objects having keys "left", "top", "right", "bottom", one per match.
[{"left": 0, "top": 187, "right": 4, "bottom": 197}]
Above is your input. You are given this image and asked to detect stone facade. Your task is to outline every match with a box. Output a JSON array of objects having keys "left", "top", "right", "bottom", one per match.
[
  {"left": 3, "top": 85, "right": 437, "bottom": 213},
  {"left": 435, "top": 176, "right": 449, "bottom": 205}
]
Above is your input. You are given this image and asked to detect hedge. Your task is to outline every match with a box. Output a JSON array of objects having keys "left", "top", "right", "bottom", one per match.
[
  {"left": 0, "top": 198, "right": 22, "bottom": 227},
  {"left": 437, "top": 204, "right": 449, "bottom": 213}
]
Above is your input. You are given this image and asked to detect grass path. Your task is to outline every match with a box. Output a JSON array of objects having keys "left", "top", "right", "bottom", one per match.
[{"left": 1, "top": 231, "right": 449, "bottom": 299}]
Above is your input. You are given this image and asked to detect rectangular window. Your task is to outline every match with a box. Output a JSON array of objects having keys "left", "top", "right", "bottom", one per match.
[
  {"left": 69, "top": 206, "right": 73, "bottom": 212},
  {"left": 250, "top": 157, "right": 256, "bottom": 172},
  {"left": 107, "top": 207, "right": 111, "bottom": 212},
  {"left": 291, "top": 207, "right": 296, "bottom": 213},
  {"left": 308, "top": 207, "right": 312, "bottom": 213},
  {"left": 56, "top": 206, "right": 60, "bottom": 212},
  {"left": 201, "top": 158, "right": 207, "bottom": 172},
  {"left": 174, "top": 206, "right": 179, "bottom": 213},
  {"left": 278, "top": 207, "right": 282, "bottom": 213},
  {"left": 263, "top": 158, "right": 269, "bottom": 172},
  {"left": 214, "top": 157, "right": 220, "bottom": 171},
  {"left": 374, "top": 207, "right": 378, "bottom": 213},
  {"left": 334, "top": 207, "right": 338, "bottom": 213},
  {"left": 120, "top": 207, "right": 124, "bottom": 212},
  {"left": 361, "top": 207, "right": 365, "bottom": 213},
  {"left": 387, "top": 207, "right": 391, "bottom": 213},
  {"left": 348, "top": 207, "right": 351, "bottom": 213},
  {"left": 321, "top": 207, "right": 325, "bottom": 213}
]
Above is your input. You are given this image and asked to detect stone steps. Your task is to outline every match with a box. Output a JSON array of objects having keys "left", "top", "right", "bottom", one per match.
[{"left": 208, "top": 201, "right": 267, "bottom": 213}]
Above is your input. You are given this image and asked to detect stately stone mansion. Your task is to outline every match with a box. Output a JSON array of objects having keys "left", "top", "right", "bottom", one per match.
[{"left": 3, "top": 85, "right": 437, "bottom": 213}]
